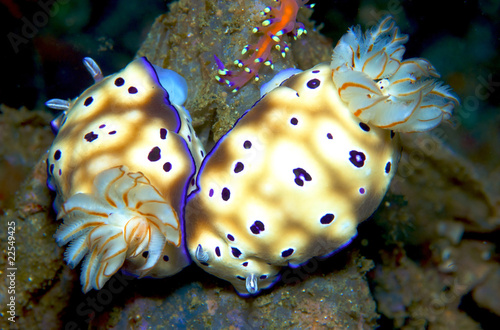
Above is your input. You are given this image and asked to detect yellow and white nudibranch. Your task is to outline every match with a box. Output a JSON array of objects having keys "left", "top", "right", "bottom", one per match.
[
  {"left": 185, "top": 16, "right": 458, "bottom": 295},
  {"left": 46, "top": 57, "right": 204, "bottom": 292},
  {"left": 331, "top": 16, "right": 459, "bottom": 132}
]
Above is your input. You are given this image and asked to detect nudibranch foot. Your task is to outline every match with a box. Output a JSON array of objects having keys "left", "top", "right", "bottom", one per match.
[
  {"left": 214, "top": 0, "right": 310, "bottom": 92},
  {"left": 331, "top": 15, "right": 459, "bottom": 132}
]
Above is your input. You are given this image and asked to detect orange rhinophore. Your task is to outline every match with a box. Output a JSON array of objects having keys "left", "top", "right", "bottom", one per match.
[{"left": 215, "top": 0, "right": 312, "bottom": 93}]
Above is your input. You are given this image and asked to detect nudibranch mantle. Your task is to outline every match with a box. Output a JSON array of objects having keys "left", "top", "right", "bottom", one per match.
[
  {"left": 186, "top": 62, "right": 400, "bottom": 295},
  {"left": 46, "top": 57, "right": 204, "bottom": 292},
  {"left": 331, "top": 16, "right": 459, "bottom": 132}
]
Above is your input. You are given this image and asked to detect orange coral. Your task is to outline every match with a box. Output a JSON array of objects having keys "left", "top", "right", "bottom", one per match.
[{"left": 215, "top": 0, "right": 311, "bottom": 93}]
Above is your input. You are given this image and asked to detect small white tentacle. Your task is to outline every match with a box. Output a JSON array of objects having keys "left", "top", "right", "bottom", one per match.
[
  {"left": 83, "top": 57, "right": 103, "bottom": 82},
  {"left": 195, "top": 244, "right": 209, "bottom": 263},
  {"left": 45, "top": 98, "right": 70, "bottom": 110},
  {"left": 246, "top": 273, "right": 258, "bottom": 294}
]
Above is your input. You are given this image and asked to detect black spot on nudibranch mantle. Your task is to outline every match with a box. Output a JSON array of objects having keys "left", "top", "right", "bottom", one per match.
[
  {"left": 142, "top": 251, "right": 149, "bottom": 258},
  {"left": 243, "top": 140, "right": 252, "bottom": 149},
  {"left": 163, "top": 162, "right": 172, "bottom": 172},
  {"left": 54, "top": 150, "right": 61, "bottom": 160},
  {"left": 227, "top": 234, "right": 235, "bottom": 241},
  {"left": 114, "top": 77, "right": 125, "bottom": 86},
  {"left": 234, "top": 162, "right": 244, "bottom": 173},
  {"left": 307, "top": 78, "right": 320, "bottom": 89},
  {"left": 160, "top": 128, "right": 167, "bottom": 140},
  {"left": 320, "top": 213, "right": 335, "bottom": 225},
  {"left": 163, "top": 255, "right": 169, "bottom": 262},
  {"left": 349, "top": 150, "right": 366, "bottom": 168},
  {"left": 385, "top": 162, "right": 391, "bottom": 173},
  {"left": 290, "top": 117, "right": 298, "bottom": 125},
  {"left": 128, "top": 86, "right": 138, "bottom": 94},
  {"left": 231, "top": 247, "right": 242, "bottom": 258},
  {"left": 84, "top": 97, "right": 93, "bottom": 106},
  {"left": 221, "top": 187, "right": 231, "bottom": 201},
  {"left": 359, "top": 122, "right": 370, "bottom": 132},
  {"left": 84, "top": 131, "right": 98, "bottom": 142},
  {"left": 148, "top": 147, "right": 161, "bottom": 161},
  {"left": 281, "top": 248, "right": 294, "bottom": 258},
  {"left": 250, "top": 220, "right": 265, "bottom": 234},
  {"left": 215, "top": 247, "right": 221, "bottom": 257},
  {"left": 293, "top": 168, "right": 312, "bottom": 186}
]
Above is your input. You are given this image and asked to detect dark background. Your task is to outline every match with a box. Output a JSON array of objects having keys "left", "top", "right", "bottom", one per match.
[{"left": 1, "top": 0, "right": 498, "bottom": 108}]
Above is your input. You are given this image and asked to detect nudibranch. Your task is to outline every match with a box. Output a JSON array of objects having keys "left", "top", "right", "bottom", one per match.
[
  {"left": 187, "top": 62, "right": 400, "bottom": 295},
  {"left": 215, "top": 0, "right": 311, "bottom": 93},
  {"left": 185, "top": 16, "right": 458, "bottom": 296},
  {"left": 331, "top": 16, "right": 459, "bottom": 132},
  {"left": 45, "top": 57, "right": 204, "bottom": 292}
]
